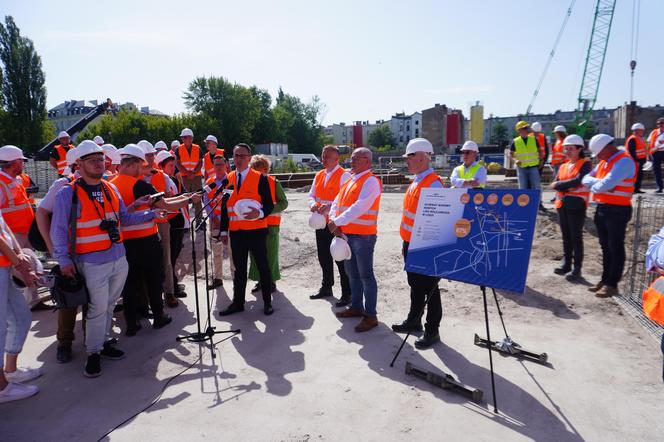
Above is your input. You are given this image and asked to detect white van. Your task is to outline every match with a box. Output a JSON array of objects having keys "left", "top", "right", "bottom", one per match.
[{"left": 288, "top": 153, "right": 323, "bottom": 169}]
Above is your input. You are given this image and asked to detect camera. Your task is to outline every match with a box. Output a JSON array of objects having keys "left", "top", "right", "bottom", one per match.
[{"left": 99, "top": 219, "right": 121, "bottom": 243}]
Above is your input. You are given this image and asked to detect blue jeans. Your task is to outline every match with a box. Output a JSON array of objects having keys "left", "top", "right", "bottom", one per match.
[
  {"left": 344, "top": 234, "right": 378, "bottom": 316},
  {"left": 517, "top": 166, "right": 541, "bottom": 190},
  {"left": 0, "top": 267, "right": 31, "bottom": 369}
]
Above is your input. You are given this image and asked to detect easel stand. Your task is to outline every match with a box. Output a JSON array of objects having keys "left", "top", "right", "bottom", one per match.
[{"left": 177, "top": 189, "right": 240, "bottom": 358}]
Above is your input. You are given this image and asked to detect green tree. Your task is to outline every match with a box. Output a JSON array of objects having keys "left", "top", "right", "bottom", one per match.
[
  {"left": 490, "top": 121, "right": 508, "bottom": 144},
  {"left": 272, "top": 88, "right": 326, "bottom": 153},
  {"left": 0, "top": 16, "right": 49, "bottom": 152},
  {"left": 367, "top": 124, "right": 395, "bottom": 148}
]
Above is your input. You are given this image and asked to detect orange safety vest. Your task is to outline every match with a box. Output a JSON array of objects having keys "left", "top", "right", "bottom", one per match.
[
  {"left": 54, "top": 144, "right": 73, "bottom": 175},
  {"left": 642, "top": 276, "right": 664, "bottom": 326},
  {"left": 266, "top": 176, "right": 281, "bottom": 227},
  {"left": 227, "top": 169, "right": 268, "bottom": 231},
  {"left": 205, "top": 176, "right": 224, "bottom": 217},
  {"left": 178, "top": 144, "right": 202, "bottom": 176},
  {"left": 534, "top": 132, "right": 546, "bottom": 160},
  {"left": 110, "top": 174, "right": 158, "bottom": 239},
  {"left": 648, "top": 128, "right": 661, "bottom": 154},
  {"left": 312, "top": 167, "right": 346, "bottom": 209},
  {"left": 336, "top": 172, "right": 381, "bottom": 235},
  {"left": 203, "top": 150, "right": 225, "bottom": 179},
  {"left": 625, "top": 134, "right": 647, "bottom": 160},
  {"left": 146, "top": 170, "right": 170, "bottom": 224},
  {"left": 70, "top": 180, "right": 123, "bottom": 254},
  {"left": 20, "top": 173, "right": 36, "bottom": 206},
  {"left": 551, "top": 140, "right": 566, "bottom": 166},
  {"left": 592, "top": 151, "right": 636, "bottom": 206},
  {"left": 554, "top": 159, "right": 590, "bottom": 209},
  {"left": 0, "top": 173, "right": 34, "bottom": 234},
  {"left": 0, "top": 214, "right": 14, "bottom": 267},
  {"left": 400, "top": 172, "right": 443, "bottom": 242}
]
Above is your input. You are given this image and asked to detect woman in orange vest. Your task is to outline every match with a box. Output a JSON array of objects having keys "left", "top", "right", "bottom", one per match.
[
  {"left": 247, "top": 155, "right": 288, "bottom": 294},
  {"left": 549, "top": 135, "right": 592, "bottom": 280}
]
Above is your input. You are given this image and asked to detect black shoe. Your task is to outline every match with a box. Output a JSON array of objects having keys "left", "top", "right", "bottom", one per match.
[
  {"left": 656, "top": 189, "right": 663, "bottom": 194},
  {"left": 84, "top": 353, "right": 102, "bottom": 378},
  {"left": 106, "top": 337, "right": 119, "bottom": 346},
  {"left": 554, "top": 264, "right": 571, "bottom": 275},
  {"left": 125, "top": 322, "right": 142, "bottom": 337},
  {"left": 635, "top": 190, "right": 645, "bottom": 194},
  {"left": 415, "top": 332, "right": 441, "bottom": 349},
  {"left": 153, "top": 314, "right": 172, "bottom": 329},
  {"left": 56, "top": 345, "right": 72, "bottom": 364},
  {"left": 30, "top": 301, "right": 53, "bottom": 311},
  {"left": 566, "top": 266, "right": 582, "bottom": 281},
  {"left": 174, "top": 290, "right": 188, "bottom": 299},
  {"left": 264, "top": 304, "right": 274, "bottom": 316},
  {"left": 138, "top": 308, "right": 153, "bottom": 320},
  {"left": 391, "top": 320, "right": 423, "bottom": 334},
  {"left": 310, "top": 288, "right": 333, "bottom": 300},
  {"left": 219, "top": 303, "right": 244, "bottom": 316},
  {"left": 251, "top": 283, "right": 261, "bottom": 293},
  {"left": 207, "top": 279, "right": 223, "bottom": 290},
  {"left": 335, "top": 296, "right": 351, "bottom": 308},
  {"left": 101, "top": 342, "right": 125, "bottom": 360},
  {"left": 113, "top": 303, "right": 124, "bottom": 313}
]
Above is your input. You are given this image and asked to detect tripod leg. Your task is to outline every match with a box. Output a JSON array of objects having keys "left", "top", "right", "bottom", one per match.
[
  {"left": 491, "top": 288, "right": 509, "bottom": 338},
  {"left": 482, "top": 286, "right": 498, "bottom": 413}
]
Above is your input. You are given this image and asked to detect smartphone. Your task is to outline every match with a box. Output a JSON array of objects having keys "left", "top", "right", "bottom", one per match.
[{"left": 150, "top": 192, "right": 165, "bottom": 202}]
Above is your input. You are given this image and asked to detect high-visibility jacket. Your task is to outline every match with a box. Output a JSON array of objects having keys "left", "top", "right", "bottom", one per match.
[
  {"left": 203, "top": 150, "right": 225, "bottom": 179},
  {"left": 146, "top": 171, "right": 169, "bottom": 224},
  {"left": 534, "top": 132, "right": 546, "bottom": 160},
  {"left": 642, "top": 276, "right": 664, "bottom": 326},
  {"left": 400, "top": 172, "right": 443, "bottom": 242},
  {"left": 554, "top": 159, "right": 590, "bottom": 209},
  {"left": 0, "top": 173, "right": 34, "bottom": 234},
  {"left": 513, "top": 136, "right": 540, "bottom": 168},
  {"left": 205, "top": 176, "right": 223, "bottom": 218},
  {"left": 110, "top": 174, "right": 158, "bottom": 239},
  {"left": 178, "top": 144, "right": 202, "bottom": 176},
  {"left": 70, "top": 180, "right": 123, "bottom": 254},
  {"left": 626, "top": 134, "right": 648, "bottom": 160},
  {"left": 0, "top": 214, "right": 14, "bottom": 267},
  {"left": 54, "top": 144, "right": 73, "bottom": 175},
  {"left": 453, "top": 163, "right": 486, "bottom": 188},
  {"left": 648, "top": 128, "right": 661, "bottom": 154},
  {"left": 312, "top": 167, "right": 346, "bottom": 208},
  {"left": 20, "top": 173, "right": 36, "bottom": 206},
  {"left": 227, "top": 169, "right": 268, "bottom": 231},
  {"left": 551, "top": 140, "right": 566, "bottom": 166},
  {"left": 267, "top": 176, "right": 281, "bottom": 227},
  {"left": 592, "top": 151, "right": 636, "bottom": 206},
  {"left": 336, "top": 172, "right": 381, "bottom": 235}
]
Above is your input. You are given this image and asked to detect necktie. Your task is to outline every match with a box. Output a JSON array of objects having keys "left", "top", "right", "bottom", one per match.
[{"left": 237, "top": 172, "right": 242, "bottom": 191}]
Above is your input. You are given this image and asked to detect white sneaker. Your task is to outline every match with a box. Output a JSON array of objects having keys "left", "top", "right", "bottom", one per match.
[
  {"left": 0, "top": 382, "right": 39, "bottom": 403},
  {"left": 4, "top": 366, "right": 42, "bottom": 383}
]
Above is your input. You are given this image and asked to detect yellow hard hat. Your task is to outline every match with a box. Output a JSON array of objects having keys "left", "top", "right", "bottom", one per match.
[{"left": 515, "top": 121, "right": 529, "bottom": 130}]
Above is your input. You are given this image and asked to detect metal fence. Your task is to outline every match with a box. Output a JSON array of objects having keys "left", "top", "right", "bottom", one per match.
[
  {"left": 23, "top": 160, "right": 59, "bottom": 197},
  {"left": 620, "top": 195, "right": 664, "bottom": 341}
]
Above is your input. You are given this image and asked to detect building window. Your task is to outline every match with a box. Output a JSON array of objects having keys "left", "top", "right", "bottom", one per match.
[
  {"left": 400, "top": 136, "right": 403, "bottom": 142},
  {"left": 415, "top": 120, "right": 419, "bottom": 125},
  {"left": 415, "top": 129, "right": 419, "bottom": 136}
]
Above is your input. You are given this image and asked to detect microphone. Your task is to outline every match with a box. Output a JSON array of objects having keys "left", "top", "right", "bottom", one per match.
[
  {"left": 197, "top": 181, "right": 217, "bottom": 195},
  {"left": 222, "top": 184, "right": 234, "bottom": 197}
]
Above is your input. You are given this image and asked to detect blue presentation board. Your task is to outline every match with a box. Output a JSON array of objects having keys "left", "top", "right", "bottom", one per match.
[{"left": 405, "top": 188, "right": 540, "bottom": 293}]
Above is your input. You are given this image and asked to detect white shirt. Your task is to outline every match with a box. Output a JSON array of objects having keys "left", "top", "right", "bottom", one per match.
[
  {"left": 0, "top": 170, "right": 20, "bottom": 208},
  {"left": 449, "top": 162, "right": 488, "bottom": 188},
  {"left": 38, "top": 172, "right": 81, "bottom": 213},
  {"left": 308, "top": 165, "right": 351, "bottom": 208},
  {"left": 329, "top": 169, "right": 381, "bottom": 227}
]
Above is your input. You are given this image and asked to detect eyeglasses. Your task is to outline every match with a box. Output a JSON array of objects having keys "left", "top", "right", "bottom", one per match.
[
  {"left": 461, "top": 151, "right": 474, "bottom": 155},
  {"left": 233, "top": 153, "right": 251, "bottom": 158}
]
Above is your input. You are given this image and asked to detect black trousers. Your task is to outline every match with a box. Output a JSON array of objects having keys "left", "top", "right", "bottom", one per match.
[
  {"left": 403, "top": 241, "right": 442, "bottom": 334},
  {"left": 594, "top": 204, "right": 632, "bottom": 288},
  {"left": 169, "top": 225, "right": 185, "bottom": 288},
  {"left": 122, "top": 234, "right": 165, "bottom": 325},
  {"left": 556, "top": 206, "right": 586, "bottom": 268},
  {"left": 315, "top": 227, "right": 351, "bottom": 297},
  {"left": 653, "top": 151, "right": 664, "bottom": 191},
  {"left": 634, "top": 158, "right": 645, "bottom": 192},
  {"left": 230, "top": 228, "right": 272, "bottom": 306}
]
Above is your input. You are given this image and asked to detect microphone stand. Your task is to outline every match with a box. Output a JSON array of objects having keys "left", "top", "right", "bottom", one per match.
[{"left": 177, "top": 184, "right": 239, "bottom": 358}]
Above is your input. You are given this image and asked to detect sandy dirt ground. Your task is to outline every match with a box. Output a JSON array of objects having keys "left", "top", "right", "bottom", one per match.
[{"left": 2, "top": 189, "right": 663, "bottom": 442}]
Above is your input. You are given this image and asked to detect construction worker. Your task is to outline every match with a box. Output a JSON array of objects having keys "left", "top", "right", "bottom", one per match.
[
  {"left": 93, "top": 136, "right": 104, "bottom": 146},
  {"left": 329, "top": 147, "right": 382, "bottom": 333},
  {"left": 111, "top": 144, "right": 199, "bottom": 336},
  {"left": 531, "top": 122, "right": 549, "bottom": 177},
  {"left": 649, "top": 118, "right": 664, "bottom": 193},
  {"left": 154, "top": 141, "right": 168, "bottom": 153},
  {"left": 509, "top": 121, "right": 545, "bottom": 211},
  {"left": 643, "top": 226, "right": 664, "bottom": 381},
  {"left": 203, "top": 135, "right": 224, "bottom": 180},
  {"left": 450, "top": 141, "right": 487, "bottom": 188},
  {"left": 308, "top": 145, "right": 351, "bottom": 306},
  {"left": 101, "top": 144, "right": 119, "bottom": 179},
  {"left": 218, "top": 143, "right": 275, "bottom": 316},
  {"left": 549, "top": 126, "right": 568, "bottom": 202},
  {"left": 626, "top": 123, "right": 647, "bottom": 194},
  {"left": 50, "top": 131, "right": 75, "bottom": 176},
  {"left": 549, "top": 135, "right": 591, "bottom": 280},
  {"left": 170, "top": 140, "right": 180, "bottom": 157},
  {"left": 204, "top": 154, "right": 230, "bottom": 291},
  {"left": 174, "top": 128, "right": 203, "bottom": 214},
  {"left": 248, "top": 155, "right": 288, "bottom": 294},
  {"left": 391, "top": 138, "right": 444, "bottom": 348},
  {"left": 582, "top": 134, "right": 636, "bottom": 298}
]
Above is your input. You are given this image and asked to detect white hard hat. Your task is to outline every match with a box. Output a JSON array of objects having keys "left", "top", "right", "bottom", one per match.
[
  {"left": 171, "top": 140, "right": 180, "bottom": 148},
  {"left": 65, "top": 147, "right": 78, "bottom": 166},
  {"left": 180, "top": 128, "right": 194, "bottom": 138},
  {"left": 58, "top": 131, "right": 70, "bottom": 139},
  {"left": 562, "top": 134, "right": 584, "bottom": 147},
  {"left": 204, "top": 135, "right": 218, "bottom": 144},
  {"left": 137, "top": 140, "right": 156, "bottom": 154},
  {"left": 460, "top": 141, "right": 479, "bottom": 152},
  {"left": 531, "top": 122, "right": 542, "bottom": 132},
  {"left": 308, "top": 212, "right": 326, "bottom": 230},
  {"left": 74, "top": 140, "right": 103, "bottom": 161},
  {"left": 119, "top": 143, "right": 147, "bottom": 162},
  {"left": 588, "top": 134, "right": 614, "bottom": 156},
  {"left": 0, "top": 145, "right": 28, "bottom": 162},
  {"left": 631, "top": 122, "right": 645, "bottom": 131},
  {"left": 330, "top": 236, "right": 352, "bottom": 261},
  {"left": 154, "top": 140, "right": 167, "bottom": 151},
  {"left": 155, "top": 150, "right": 174, "bottom": 166},
  {"left": 93, "top": 135, "right": 104, "bottom": 145},
  {"left": 101, "top": 144, "right": 118, "bottom": 162},
  {"left": 403, "top": 138, "right": 434, "bottom": 157},
  {"left": 553, "top": 125, "right": 567, "bottom": 133},
  {"left": 234, "top": 199, "right": 262, "bottom": 220}
]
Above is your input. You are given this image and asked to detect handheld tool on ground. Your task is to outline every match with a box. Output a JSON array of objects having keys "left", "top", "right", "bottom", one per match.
[{"left": 405, "top": 361, "right": 483, "bottom": 404}]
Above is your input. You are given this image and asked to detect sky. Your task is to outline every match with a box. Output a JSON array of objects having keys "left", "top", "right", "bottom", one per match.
[{"left": 3, "top": 0, "right": 663, "bottom": 125}]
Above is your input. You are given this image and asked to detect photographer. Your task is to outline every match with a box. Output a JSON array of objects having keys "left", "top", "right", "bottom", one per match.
[{"left": 50, "top": 141, "right": 157, "bottom": 378}]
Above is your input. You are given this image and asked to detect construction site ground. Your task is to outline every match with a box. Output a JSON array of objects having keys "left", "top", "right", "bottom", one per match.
[{"left": 3, "top": 188, "right": 663, "bottom": 442}]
